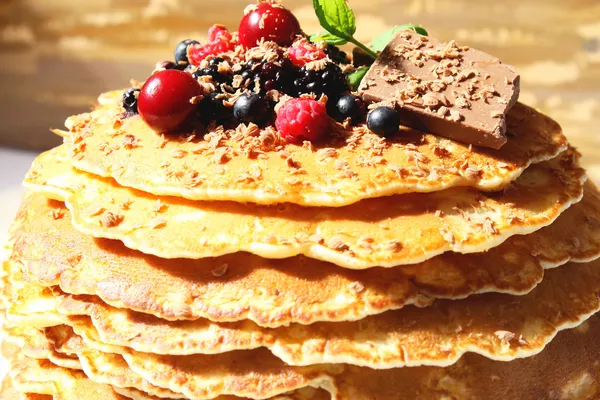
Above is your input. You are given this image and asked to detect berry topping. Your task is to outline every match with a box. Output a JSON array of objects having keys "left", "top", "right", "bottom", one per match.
[
  {"left": 324, "top": 45, "right": 350, "bottom": 65},
  {"left": 238, "top": 2, "right": 302, "bottom": 48},
  {"left": 122, "top": 88, "right": 141, "bottom": 114},
  {"left": 192, "top": 64, "right": 231, "bottom": 84},
  {"left": 174, "top": 39, "right": 199, "bottom": 68},
  {"left": 329, "top": 94, "right": 366, "bottom": 124},
  {"left": 275, "top": 98, "right": 329, "bottom": 143},
  {"left": 238, "top": 60, "right": 295, "bottom": 94},
  {"left": 155, "top": 61, "right": 179, "bottom": 71},
  {"left": 200, "top": 92, "right": 232, "bottom": 124},
  {"left": 367, "top": 107, "right": 401, "bottom": 137},
  {"left": 286, "top": 39, "right": 326, "bottom": 67},
  {"left": 233, "top": 93, "right": 270, "bottom": 124},
  {"left": 208, "top": 24, "right": 233, "bottom": 42},
  {"left": 189, "top": 26, "right": 235, "bottom": 66},
  {"left": 293, "top": 62, "right": 349, "bottom": 97},
  {"left": 138, "top": 70, "right": 202, "bottom": 132}
]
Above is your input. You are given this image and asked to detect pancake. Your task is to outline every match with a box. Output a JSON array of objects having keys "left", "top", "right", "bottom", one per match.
[
  {"left": 25, "top": 146, "right": 585, "bottom": 268},
  {"left": 13, "top": 185, "right": 600, "bottom": 326},
  {"left": 41, "top": 315, "right": 600, "bottom": 400},
  {"left": 9, "top": 356, "right": 132, "bottom": 399},
  {"left": 61, "top": 94, "right": 567, "bottom": 207},
  {"left": 334, "top": 316, "right": 600, "bottom": 399},
  {"left": 2, "top": 324, "right": 80, "bottom": 370},
  {"left": 2, "top": 262, "right": 62, "bottom": 329},
  {"left": 50, "top": 259, "right": 600, "bottom": 369},
  {"left": 0, "top": 374, "right": 50, "bottom": 400}
]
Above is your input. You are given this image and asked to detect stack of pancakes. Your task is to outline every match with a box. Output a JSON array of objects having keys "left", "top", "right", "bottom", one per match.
[{"left": 1, "top": 90, "right": 600, "bottom": 399}]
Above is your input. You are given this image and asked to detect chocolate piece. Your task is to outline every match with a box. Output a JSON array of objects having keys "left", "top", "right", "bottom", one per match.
[{"left": 358, "top": 31, "right": 520, "bottom": 149}]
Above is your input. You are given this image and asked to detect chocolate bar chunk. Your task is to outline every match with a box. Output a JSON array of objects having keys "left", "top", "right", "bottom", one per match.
[{"left": 358, "top": 31, "right": 520, "bottom": 149}]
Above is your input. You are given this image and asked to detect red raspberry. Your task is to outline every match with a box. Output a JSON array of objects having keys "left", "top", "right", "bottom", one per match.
[
  {"left": 287, "top": 39, "right": 326, "bottom": 67},
  {"left": 275, "top": 98, "right": 330, "bottom": 143},
  {"left": 189, "top": 25, "right": 235, "bottom": 65},
  {"left": 208, "top": 24, "right": 233, "bottom": 42}
]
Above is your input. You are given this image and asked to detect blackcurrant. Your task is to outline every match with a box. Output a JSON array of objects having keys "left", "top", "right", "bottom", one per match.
[
  {"left": 122, "top": 88, "right": 141, "bottom": 114},
  {"left": 233, "top": 93, "right": 270, "bottom": 124},
  {"left": 200, "top": 92, "right": 232, "bottom": 124},
  {"left": 367, "top": 107, "right": 401, "bottom": 137},
  {"left": 294, "top": 62, "right": 348, "bottom": 97},
  {"left": 192, "top": 65, "right": 230, "bottom": 84},
  {"left": 174, "top": 39, "right": 199, "bottom": 68},
  {"left": 329, "top": 95, "right": 366, "bottom": 124}
]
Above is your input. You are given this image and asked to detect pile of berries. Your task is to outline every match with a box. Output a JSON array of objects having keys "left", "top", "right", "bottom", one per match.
[{"left": 123, "top": 1, "right": 401, "bottom": 143}]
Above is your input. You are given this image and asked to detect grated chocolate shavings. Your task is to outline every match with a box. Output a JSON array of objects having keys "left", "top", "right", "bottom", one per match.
[
  {"left": 100, "top": 211, "right": 124, "bottom": 228},
  {"left": 211, "top": 263, "right": 229, "bottom": 277}
]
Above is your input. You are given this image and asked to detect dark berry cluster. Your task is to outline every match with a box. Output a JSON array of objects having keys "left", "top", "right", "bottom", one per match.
[
  {"left": 238, "top": 60, "right": 295, "bottom": 94},
  {"left": 293, "top": 62, "right": 348, "bottom": 98}
]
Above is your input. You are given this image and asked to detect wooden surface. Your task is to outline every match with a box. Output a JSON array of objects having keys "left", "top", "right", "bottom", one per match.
[{"left": 1, "top": 0, "right": 599, "bottom": 180}]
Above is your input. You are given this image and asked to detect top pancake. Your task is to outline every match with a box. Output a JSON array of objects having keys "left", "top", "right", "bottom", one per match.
[
  {"left": 61, "top": 91, "right": 567, "bottom": 207},
  {"left": 24, "top": 146, "right": 585, "bottom": 268}
]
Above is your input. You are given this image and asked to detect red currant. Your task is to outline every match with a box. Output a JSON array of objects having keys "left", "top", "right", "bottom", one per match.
[
  {"left": 138, "top": 70, "right": 202, "bottom": 133},
  {"left": 238, "top": 2, "right": 302, "bottom": 48}
]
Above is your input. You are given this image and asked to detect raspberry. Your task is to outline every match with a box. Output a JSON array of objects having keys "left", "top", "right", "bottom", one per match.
[
  {"left": 208, "top": 24, "right": 232, "bottom": 42},
  {"left": 189, "top": 25, "right": 235, "bottom": 65},
  {"left": 275, "top": 98, "right": 329, "bottom": 143},
  {"left": 287, "top": 39, "right": 326, "bottom": 67}
]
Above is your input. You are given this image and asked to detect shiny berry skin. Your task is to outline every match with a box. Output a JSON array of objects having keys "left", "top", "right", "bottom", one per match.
[
  {"left": 287, "top": 40, "right": 326, "bottom": 67},
  {"left": 233, "top": 93, "right": 270, "bottom": 124},
  {"left": 174, "top": 39, "right": 199, "bottom": 68},
  {"left": 329, "top": 95, "right": 366, "bottom": 124},
  {"left": 192, "top": 64, "right": 231, "bottom": 84},
  {"left": 138, "top": 70, "right": 202, "bottom": 132},
  {"left": 294, "top": 62, "right": 348, "bottom": 97},
  {"left": 122, "top": 88, "right": 140, "bottom": 114},
  {"left": 238, "top": 2, "right": 302, "bottom": 47},
  {"left": 367, "top": 107, "right": 401, "bottom": 137},
  {"left": 200, "top": 92, "right": 232, "bottom": 124},
  {"left": 275, "top": 98, "right": 329, "bottom": 143}
]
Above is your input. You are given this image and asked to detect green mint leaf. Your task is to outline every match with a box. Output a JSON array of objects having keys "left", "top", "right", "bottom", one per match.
[
  {"left": 310, "top": 32, "right": 348, "bottom": 46},
  {"left": 312, "top": 0, "right": 356, "bottom": 40},
  {"left": 347, "top": 66, "right": 369, "bottom": 91},
  {"left": 370, "top": 24, "right": 428, "bottom": 52}
]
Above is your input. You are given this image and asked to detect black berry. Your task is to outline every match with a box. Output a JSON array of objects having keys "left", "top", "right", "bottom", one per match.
[
  {"left": 174, "top": 39, "right": 199, "bottom": 68},
  {"left": 200, "top": 92, "right": 231, "bottom": 124},
  {"left": 367, "top": 107, "right": 401, "bottom": 137},
  {"left": 209, "top": 57, "right": 225, "bottom": 66},
  {"left": 192, "top": 64, "right": 231, "bottom": 84},
  {"left": 239, "top": 61, "right": 296, "bottom": 94},
  {"left": 324, "top": 45, "right": 349, "bottom": 64},
  {"left": 329, "top": 95, "right": 366, "bottom": 124},
  {"left": 122, "top": 88, "right": 141, "bottom": 114},
  {"left": 294, "top": 62, "right": 348, "bottom": 97},
  {"left": 233, "top": 93, "right": 270, "bottom": 124}
]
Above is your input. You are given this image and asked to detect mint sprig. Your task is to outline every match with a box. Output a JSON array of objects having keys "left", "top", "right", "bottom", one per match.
[
  {"left": 346, "top": 66, "right": 369, "bottom": 91},
  {"left": 311, "top": 0, "right": 378, "bottom": 59},
  {"left": 370, "top": 24, "right": 428, "bottom": 52}
]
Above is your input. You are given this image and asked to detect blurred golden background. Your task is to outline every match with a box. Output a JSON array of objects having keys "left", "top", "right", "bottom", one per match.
[{"left": 0, "top": 0, "right": 599, "bottom": 177}]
